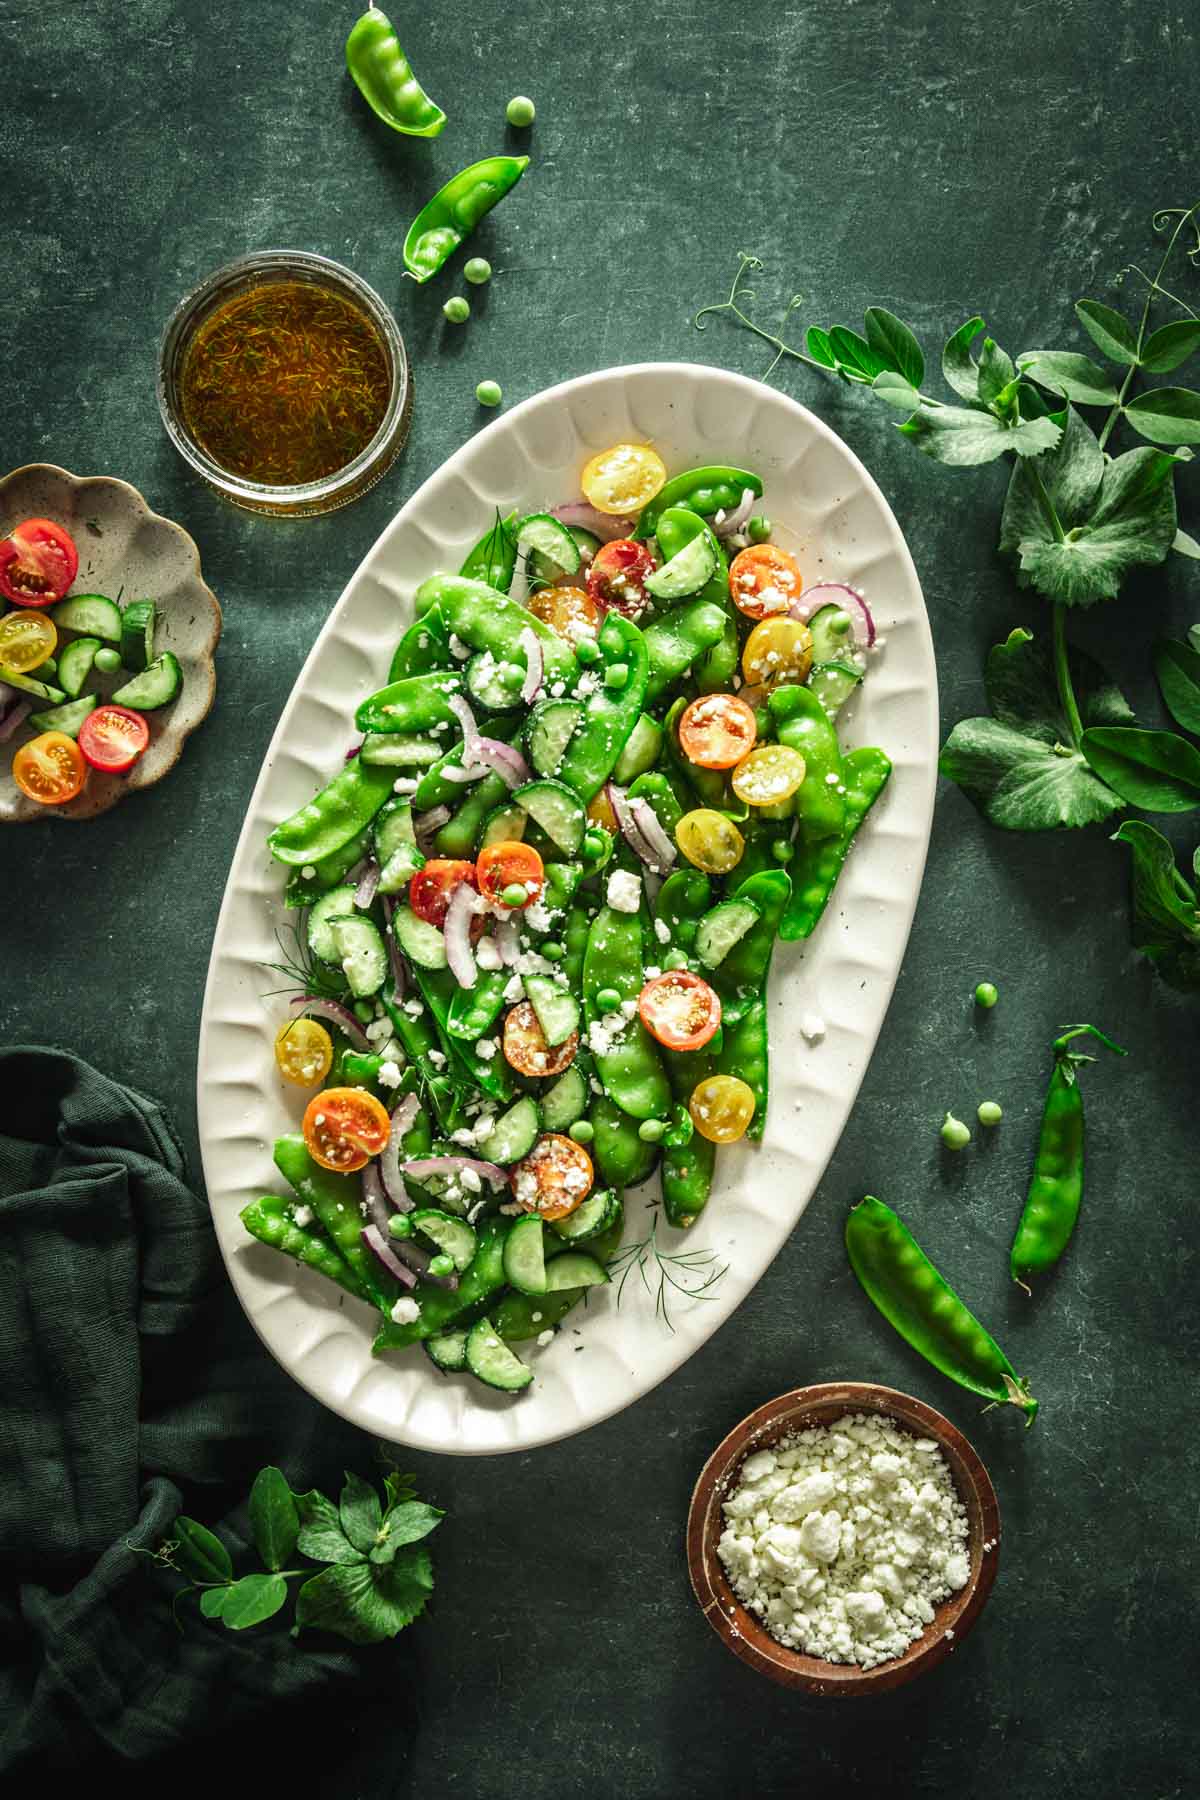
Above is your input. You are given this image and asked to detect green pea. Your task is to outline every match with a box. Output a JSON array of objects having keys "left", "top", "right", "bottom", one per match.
[
  {"left": 464, "top": 257, "right": 492, "bottom": 285},
  {"left": 476, "top": 379, "right": 503, "bottom": 408},
  {"left": 596, "top": 987, "right": 622, "bottom": 1014},
  {"left": 501, "top": 881, "right": 528, "bottom": 906},
  {"left": 638, "top": 1118, "right": 666, "bottom": 1143},
  {"left": 940, "top": 1112, "right": 971, "bottom": 1151},
  {"left": 541, "top": 941, "right": 564, "bottom": 961},
  {"left": 975, "top": 981, "right": 999, "bottom": 1009},
  {"left": 664, "top": 949, "right": 690, "bottom": 971},
  {"left": 353, "top": 1000, "right": 375, "bottom": 1024},
  {"left": 604, "top": 660, "right": 629, "bottom": 691},
  {"left": 388, "top": 1214, "right": 413, "bottom": 1239},
  {"left": 428, "top": 1253, "right": 455, "bottom": 1277},
  {"left": 94, "top": 646, "right": 122, "bottom": 673},
  {"left": 582, "top": 827, "right": 610, "bottom": 862},
  {"left": 506, "top": 94, "right": 535, "bottom": 127},
  {"left": 574, "top": 637, "right": 600, "bottom": 665},
  {"left": 829, "top": 609, "right": 852, "bottom": 637},
  {"left": 747, "top": 515, "right": 771, "bottom": 543},
  {"left": 978, "top": 1101, "right": 1003, "bottom": 1126},
  {"left": 771, "top": 837, "right": 795, "bottom": 863},
  {"left": 443, "top": 295, "right": 470, "bottom": 324},
  {"left": 568, "top": 1119, "right": 594, "bottom": 1144}
]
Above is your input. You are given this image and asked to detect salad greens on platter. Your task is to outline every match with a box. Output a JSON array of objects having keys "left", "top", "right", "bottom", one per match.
[{"left": 246, "top": 445, "right": 893, "bottom": 1398}]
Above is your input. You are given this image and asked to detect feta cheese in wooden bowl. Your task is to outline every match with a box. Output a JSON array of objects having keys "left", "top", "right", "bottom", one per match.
[{"left": 687, "top": 1382, "right": 1000, "bottom": 1695}]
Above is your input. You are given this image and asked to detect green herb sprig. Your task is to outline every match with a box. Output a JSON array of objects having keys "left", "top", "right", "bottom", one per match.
[{"left": 608, "top": 1208, "right": 727, "bottom": 1332}]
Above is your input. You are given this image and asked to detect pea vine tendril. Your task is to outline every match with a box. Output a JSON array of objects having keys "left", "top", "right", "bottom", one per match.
[{"left": 694, "top": 253, "right": 832, "bottom": 384}]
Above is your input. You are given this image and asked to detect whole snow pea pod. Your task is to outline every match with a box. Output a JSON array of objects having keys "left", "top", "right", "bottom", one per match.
[
  {"left": 846, "top": 1195, "right": 1039, "bottom": 1425},
  {"left": 716, "top": 869, "right": 791, "bottom": 998},
  {"left": 412, "top": 719, "right": 520, "bottom": 810},
  {"left": 413, "top": 573, "right": 576, "bottom": 687},
  {"left": 660, "top": 1044, "right": 715, "bottom": 1225},
  {"left": 374, "top": 1217, "right": 510, "bottom": 1348},
  {"left": 446, "top": 967, "right": 509, "bottom": 1040},
  {"left": 1011, "top": 1024, "right": 1127, "bottom": 1287},
  {"left": 284, "top": 825, "right": 372, "bottom": 907},
  {"left": 641, "top": 601, "right": 728, "bottom": 703},
  {"left": 563, "top": 897, "right": 596, "bottom": 990},
  {"left": 403, "top": 155, "right": 530, "bottom": 283},
  {"left": 716, "top": 998, "right": 768, "bottom": 1141},
  {"left": 273, "top": 1135, "right": 395, "bottom": 1312},
  {"left": 379, "top": 979, "right": 458, "bottom": 1132},
  {"left": 240, "top": 1194, "right": 368, "bottom": 1300},
  {"left": 653, "top": 868, "right": 711, "bottom": 952},
  {"left": 410, "top": 963, "right": 514, "bottom": 1104},
  {"left": 459, "top": 510, "right": 519, "bottom": 593},
  {"left": 355, "top": 671, "right": 463, "bottom": 736},
  {"left": 654, "top": 503, "right": 736, "bottom": 684},
  {"left": 781, "top": 746, "right": 891, "bottom": 940},
  {"left": 638, "top": 465, "right": 763, "bottom": 539},
  {"left": 664, "top": 694, "right": 727, "bottom": 809},
  {"left": 556, "top": 611, "right": 649, "bottom": 801},
  {"left": 768, "top": 683, "right": 845, "bottom": 843},
  {"left": 268, "top": 755, "right": 395, "bottom": 867},
  {"left": 583, "top": 906, "right": 671, "bottom": 1119},
  {"left": 345, "top": 7, "right": 446, "bottom": 137},
  {"left": 695, "top": 608, "right": 739, "bottom": 695},
  {"left": 590, "top": 1093, "right": 659, "bottom": 1188},
  {"left": 626, "top": 770, "right": 683, "bottom": 841},
  {"left": 434, "top": 769, "right": 512, "bottom": 857},
  {"left": 389, "top": 607, "right": 451, "bottom": 681}
]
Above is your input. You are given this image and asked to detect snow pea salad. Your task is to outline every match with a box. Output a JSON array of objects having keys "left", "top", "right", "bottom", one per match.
[{"left": 247, "top": 444, "right": 892, "bottom": 1396}]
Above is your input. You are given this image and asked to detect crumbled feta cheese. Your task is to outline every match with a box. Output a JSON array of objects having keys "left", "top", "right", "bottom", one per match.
[
  {"left": 504, "top": 973, "right": 525, "bottom": 1003},
  {"left": 523, "top": 902, "right": 554, "bottom": 932},
  {"left": 392, "top": 777, "right": 419, "bottom": 794},
  {"left": 653, "top": 917, "right": 672, "bottom": 945},
  {"left": 536, "top": 1329, "right": 555, "bottom": 1348},
  {"left": 427, "top": 1049, "right": 446, "bottom": 1068},
  {"left": 644, "top": 965, "right": 662, "bottom": 982},
  {"left": 606, "top": 868, "right": 642, "bottom": 913},
  {"left": 301, "top": 866, "right": 316, "bottom": 881},
  {"left": 389, "top": 1297, "right": 421, "bottom": 1325},
  {"left": 800, "top": 1013, "right": 827, "bottom": 1044},
  {"left": 291, "top": 1205, "right": 313, "bottom": 1228},
  {"left": 474, "top": 1038, "right": 498, "bottom": 1060},
  {"left": 377, "top": 1059, "right": 402, "bottom": 1089},
  {"left": 448, "top": 632, "right": 471, "bottom": 661},
  {"left": 402, "top": 997, "right": 424, "bottom": 1018},
  {"left": 476, "top": 935, "right": 502, "bottom": 971},
  {"left": 460, "top": 1166, "right": 482, "bottom": 1193},
  {"left": 549, "top": 680, "right": 566, "bottom": 698}
]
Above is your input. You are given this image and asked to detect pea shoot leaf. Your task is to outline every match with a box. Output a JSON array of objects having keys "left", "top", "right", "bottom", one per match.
[
  {"left": 1155, "top": 637, "right": 1200, "bottom": 735},
  {"left": 1124, "top": 386, "right": 1200, "bottom": 446},
  {"left": 1174, "top": 528, "right": 1200, "bottom": 560},
  {"left": 977, "top": 338, "right": 1016, "bottom": 406},
  {"left": 172, "top": 1519, "right": 233, "bottom": 1585},
  {"left": 369, "top": 1500, "right": 444, "bottom": 1567},
  {"left": 220, "top": 1573, "right": 289, "bottom": 1632},
  {"left": 1081, "top": 726, "right": 1200, "bottom": 811},
  {"left": 1112, "top": 820, "right": 1200, "bottom": 990},
  {"left": 1075, "top": 299, "right": 1140, "bottom": 366},
  {"left": 806, "top": 326, "right": 838, "bottom": 370},
  {"left": 863, "top": 308, "right": 925, "bottom": 388},
  {"left": 827, "top": 325, "right": 891, "bottom": 382},
  {"left": 247, "top": 1466, "right": 299, "bottom": 1573},
  {"left": 1017, "top": 350, "right": 1120, "bottom": 407},
  {"left": 942, "top": 316, "right": 987, "bottom": 400},
  {"left": 199, "top": 1587, "right": 231, "bottom": 1620},
  {"left": 900, "top": 402, "right": 1062, "bottom": 466},
  {"left": 338, "top": 1472, "right": 384, "bottom": 1554},
  {"left": 294, "top": 1546, "right": 434, "bottom": 1644},
  {"left": 294, "top": 1489, "right": 363, "bottom": 1566},
  {"left": 1139, "top": 319, "right": 1200, "bottom": 374},
  {"left": 871, "top": 370, "right": 924, "bottom": 412},
  {"left": 986, "top": 624, "right": 1133, "bottom": 740}
]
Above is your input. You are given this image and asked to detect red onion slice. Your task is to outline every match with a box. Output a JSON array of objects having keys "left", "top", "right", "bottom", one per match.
[
  {"left": 379, "top": 1090, "right": 420, "bottom": 1209},
  {"left": 449, "top": 693, "right": 482, "bottom": 761},
  {"left": 606, "top": 780, "right": 658, "bottom": 869},
  {"left": 475, "top": 736, "right": 530, "bottom": 790},
  {"left": 387, "top": 1234, "right": 459, "bottom": 1289},
  {"left": 518, "top": 626, "right": 544, "bottom": 704},
  {"left": 379, "top": 894, "right": 408, "bottom": 999},
  {"left": 413, "top": 805, "right": 451, "bottom": 847},
  {"left": 0, "top": 700, "right": 31, "bottom": 744},
  {"left": 354, "top": 858, "right": 381, "bottom": 909},
  {"left": 494, "top": 913, "right": 521, "bottom": 966},
  {"left": 442, "top": 761, "right": 487, "bottom": 783},
  {"left": 362, "top": 1221, "right": 419, "bottom": 1289},
  {"left": 288, "top": 994, "right": 372, "bottom": 1052},
  {"left": 713, "top": 488, "right": 757, "bottom": 538},
  {"left": 628, "top": 795, "right": 677, "bottom": 871},
  {"left": 361, "top": 1160, "right": 391, "bottom": 1233},
  {"left": 551, "top": 500, "right": 635, "bottom": 542},
  {"left": 789, "top": 582, "right": 876, "bottom": 649},
  {"left": 443, "top": 881, "right": 480, "bottom": 989},
  {"left": 403, "top": 1155, "right": 508, "bottom": 1188}
]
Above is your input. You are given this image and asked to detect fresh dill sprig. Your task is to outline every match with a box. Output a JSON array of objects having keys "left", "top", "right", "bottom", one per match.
[
  {"left": 260, "top": 921, "right": 351, "bottom": 1003},
  {"left": 608, "top": 1207, "right": 728, "bottom": 1333}
]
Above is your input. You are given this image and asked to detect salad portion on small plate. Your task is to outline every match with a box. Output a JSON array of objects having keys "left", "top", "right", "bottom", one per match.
[{"left": 198, "top": 363, "right": 937, "bottom": 1454}]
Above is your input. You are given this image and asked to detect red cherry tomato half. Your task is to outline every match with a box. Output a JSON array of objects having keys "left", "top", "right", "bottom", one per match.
[
  {"left": 409, "top": 859, "right": 477, "bottom": 927},
  {"left": 77, "top": 704, "right": 150, "bottom": 773},
  {"left": 0, "top": 518, "right": 79, "bottom": 607},
  {"left": 586, "top": 538, "right": 657, "bottom": 618},
  {"left": 638, "top": 970, "right": 722, "bottom": 1052},
  {"left": 476, "top": 840, "right": 545, "bottom": 907}
]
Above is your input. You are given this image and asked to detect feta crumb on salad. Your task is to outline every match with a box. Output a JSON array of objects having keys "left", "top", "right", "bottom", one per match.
[{"left": 606, "top": 868, "right": 641, "bottom": 913}]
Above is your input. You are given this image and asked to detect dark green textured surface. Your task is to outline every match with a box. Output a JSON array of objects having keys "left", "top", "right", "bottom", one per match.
[{"left": 4, "top": 0, "right": 1199, "bottom": 1790}]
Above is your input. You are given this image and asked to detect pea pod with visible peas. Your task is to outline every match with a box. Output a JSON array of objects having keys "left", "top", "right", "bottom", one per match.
[
  {"left": 716, "top": 868, "right": 791, "bottom": 999},
  {"left": 642, "top": 601, "right": 728, "bottom": 704},
  {"left": 1010, "top": 1024, "right": 1127, "bottom": 1289},
  {"left": 716, "top": 999, "right": 768, "bottom": 1141},
  {"left": 846, "top": 1195, "right": 1039, "bottom": 1425},
  {"left": 590, "top": 1094, "right": 659, "bottom": 1188},
  {"left": 403, "top": 155, "right": 530, "bottom": 283},
  {"left": 780, "top": 747, "right": 891, "bottom": 940},
  {"left": 583, "top": 905, "right": 671, "bottom": 1119},
  {"left": 345, "top": 7, "right": 446, "bottom": 137},
  {"left": 768, "top": 683, "right": 845, "bottom": 843},
  {"left": 240, "top": 1195, "right": 367, "bottom": 1300},
  {"left": 660, "top": 1044, "right": 715, "bottom": 1225},
  {"left": 388, "top": 607, "right": 451, "bottom": 681},
  {"left": 638, "top": 465, "right": 763, "bottom": 539},
  {"left": 355, "top": 671, "right": 464, "bottom": 736},
  {"left": 556, "top": 611, "right": 648, "bottom": 802},
  {"left": 413, "top": 572, "right": 576, "bottom": 687},
  {"left": 284, "top": 825, "right": 372, "bottom": 906},
  {"left": 268, "top": 754, "right": 395, "bottom": 867}
]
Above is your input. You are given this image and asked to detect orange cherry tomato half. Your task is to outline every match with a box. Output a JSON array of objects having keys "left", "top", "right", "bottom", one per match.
[
  {"left": 409, "top": 859, "right": 477, "bottom": 927},
  {"left": 586, "top": 538, "right": 657, "bottom": 618},
  {"left": 302, "top": 1086, "right": 391, "bottom": 1173},
  {"left": 511, "top": 1131, "right": 594, "bottom": 1221},
  {"left": 638, "top": 970, "right": 722, "bottom": 1052},
  {"left": 476, "top": 840, "right": 545, "bottom": 907},
  {"left": 77, "top": 704, "right": 149, "bottom": 773},
  {"left": 727, "top": 543, "right": 803, "bottom": 621},
  {"left": 502, "top": 1000, "right": 578, "bottom": 1078},
  {"left": 677, "top": 693, "right": 758, "bottom": 770},
  {"left": 0, "top": 518, "right": 79, "bottom": 607},
  {"left": 11, "top": 731, "right": 86, "bottom": 806},
  {"left": 526, "top": 583, "right": 603, "bottom": 645}
]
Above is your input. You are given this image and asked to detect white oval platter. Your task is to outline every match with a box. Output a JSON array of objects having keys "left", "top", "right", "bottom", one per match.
[{"left": 198, "top": 361, "right": 937, "bottom": 1455}]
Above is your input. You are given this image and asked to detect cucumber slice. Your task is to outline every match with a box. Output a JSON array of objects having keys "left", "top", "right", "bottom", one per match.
[
  {"left": 391, "top": 905, "right": 448, "bottom": 970},
  {"left": 411, "top": 1209, "right": 478, "bottom": 1273},
  {"left": 464, "top": 1316, "right": 533, "bottom": 1392},
  {"left": 516, "top": 513, "right": 581, "bottom": 574},
  {"left": 120, "top": 599, "right": 157, "bottom": 672},
  {"left": 513, "top": 778, "right": 586, "bottom": 855},
  {"left": 56, "top": 636, "right": 102, "bottom": 699},
  {"left": 423, "top": 1328, "right": 469, "bottom": 1372},
  {"left": 379, "top": 843, "right": 426, "bottom": 893},
  {"left": 529, "top": 526, "right": 598, "bottom": 586},
  {"left": 466, "top": 650, "right": 526, "bottom": 712},
  {"left": 0, "top": 666, "right": 66, "bottom": 704},
  {"left": 613, "top": 712, "right": 664, "bottom": 785},
  {"left": 539, "top": 1063, "right": 588, "bottom": 1132},
  {"left": 330, "top": 914, "right": 389, "bottom": 998},
  {"left": 527, "top": 698, "right": 582, "bottom": 777},
  {"left": 360, "top": 733, "right": 442, "bottom": 767},
  {"left": 808, "top": 604, "right": 859, "bottom": 668},
  {"left": 550, "top": 1186, "right": 622, "bottom": 1243},
  {"left": 307, "top": 885, "right": 359, "bottom": 963},
  {"left": 50, "top": 594, "right": 122, "bottom": 641},
  {"left": 478, "top": 800, "right": 527, "bottom": 848},
  {"left": 110, "top": 652, "right": 182, "bottom": 710},
  {"left": 474, "top": 1094, "right": 540, "bottom": 1165},
  {"left": 523, "top": 973, "right": 580, "bottom": 1047},
  {"left": 644, "top": 516, "right": 719, "bottom": 600},
  {"left": 502, "top": 1212, "right": 548, "bottom": 1294},
  {"left": 695, "top": 899, "right": 762, "bottom": 969},
  {"left": 374, "top": 800, "right": 425, "bottom": 893},
  {"left": 543, "top": 1251, "right": 609, "bottom": 1292},
  {"left": 30, "top": 694, "right": 97, "bottom": 737},
  {"left": 809, "top": 659, "right": 864, "bottom": 719}
]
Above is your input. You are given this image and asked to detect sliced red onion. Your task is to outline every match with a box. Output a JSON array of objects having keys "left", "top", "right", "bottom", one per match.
[
  {"left": 344, "top": 742, "right": 363, "bottom": 762},
  {"left": 448, "top": 693, "right": 481, "bottom": 762},
  {"left": 494, "top": 913, "right": 521, "bottom": 966},
  {"left": 443, "top": 881, "right": 480, "bottom": 989},
  {"left": 288, "top": 994, "right": 372, "bottom": 1052},
  {"left": 387, "top": 1234, "right": 459, "bottom": 1290},
  {"left": 354, "top": 858, "right": 381, "bottom": 909},
  {"left": 518, "top": 626, "right": 544, "bottom": 704},
  {"left": 551, "top": 500, "right": 635, "bottom": 542},
  {"left": 628, "top": 795, "right": 677, "bottom": 871},
  {"left": 0, "top": 700, "right": 31, "bottom": 744},
  {"left": 475, "top": 736, "right": 530, "bottom": 790},
  {"left": 403, "top": 1155, "right": 508, "bottom": 1188},
  {"left": 379, "top": 894, "right": 408, "bottom": 999},
  {"left": 413, "top": 805, "right": 451, "bottom": 847},
  {"left": 362, "top": 1221, "right": 419, "bottom": 1289},
  {"left": 379, "top": 1091, "right": 419, "bottom": 1210},
  {"left": 606, "top": 780, "right": 658, "bottom": 869},
  {"left": 789, "top": 581, "right": 876, "bottom": 649},
  {"left": 442, "top": 760, "right": 486, "bottom": 783},
  {"left": 361, "top": 1160, "right": 391, "bottom": 1233},
  {"left": 713, "top": 488, "right": 756, "bottom": 538}
]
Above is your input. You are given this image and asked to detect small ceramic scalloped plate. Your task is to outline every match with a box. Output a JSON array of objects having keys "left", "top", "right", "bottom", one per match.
[
  {"left": 198, "top": 363, "right": 938, "bottom": 1455},
  {"left": 0, "top": 464, "right": 221, "bottom": 823}
]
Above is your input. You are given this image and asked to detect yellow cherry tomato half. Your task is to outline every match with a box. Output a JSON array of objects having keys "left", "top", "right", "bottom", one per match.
[
  {"left": 11, "top": 731, "right": 86, "bottom": 806},
  {"left": 675, "top": 807, "right": 745, "bottom": 874},
  {"left": 741, "top": 616, "right": 814, "bottom": 687},
  {"left": 580, "top": 443, "right": 667, "bottom": 515},
  {"left": 731, "top": 743, "right": 808, "bottom": 808},
  {"left": 302, "top": 1086, "right": 390, "bottom": 1173},
  {"left": 586, "top": 787, "right": 618, "bottom": 834},
  {"left": 526, "top": 583, "right": 602, "bottom": 645},
  {"left": 689, "top": 1074, "right": 756, "bottom": 1143},
  {"left": 0, "top": 609, "right": 56, "bottom": 672},
  {"left": 274, "top": 1016, "right": 334, "bottom": 1088}
]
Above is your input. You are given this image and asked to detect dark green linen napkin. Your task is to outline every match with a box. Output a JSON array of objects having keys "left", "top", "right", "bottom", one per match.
[{"left": 0, "top": 1046, "right": 386, "bottom": 1771}]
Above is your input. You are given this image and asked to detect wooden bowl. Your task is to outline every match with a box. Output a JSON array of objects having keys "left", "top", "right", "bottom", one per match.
[{"left": 687, "top": 1382, "right": 1000, "bottom": 1696}]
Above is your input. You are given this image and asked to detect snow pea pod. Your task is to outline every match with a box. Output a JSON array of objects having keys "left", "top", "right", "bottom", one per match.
[
  {"left": 410, "top": 963, "right": 514, "bottom": 1104},
  {"left": 664, "top": 694, "right": 726, "bottom": 809},
  {"left": 556, "top": 611, "right": 648, "bottom": 801},
  {"left": 846, "top": 1195, "right": 1039, "bottom": 1424},
  {"left": 435, "top": 769, "right": 512, "bottom": 857},
  {"left": 768, "top": 683, "right": 845, "bottom": 843},
  {"left": 411, "top": 719, "right": 520, "bottom": 810},
  {"left": 389, "top": 607, "right": 451, "bottom": 681},
  {"left": 1010, "top": 1024, "right": 1127, "bottom": 1287},
  {"left": 374, "top": 1217, "right": 510, "bottom": 1348},
  {"left": 345, "top": 7, "right": 446, "bottom": 138},
  {"left": 240, "top": 1194, "right": 368, "bottom": 1300},
  {"left": 654, "top": 504, "right": 736, "bottom": 689},
  {"left": 379, "top": 979, "right": 458, "bottom": 1132},
  {"left": 642, "top": 601, "right": 727, "bottom": 703},
  {"left": 733, "top": 823, "right": 791, "bottom": 884},
  {"left": 403, "top": 155, "right": 530, "bottom": 284},
  {"left": 781, "top": 746, "right": 891, "bottom": 940},
  {"left": 638, "top": 465, "right": 763, "bottom": 539},
  {"left": 446, "top": 967, "right": 509, "bottom": 1040},
  {"left": 654, "top": 868, "right": 711, "bottom": 952},
  {"left": 717, "top": 869, "right": 791, "bottom": 997},
  {"left": 717, "top": 998, "right": 769, "bottom": 1141},
  {"left": 284, "top": 825, "right": 371, "bottom": 906},
  {"left": 268, "top": 754, "right": 395, "bottom": 867},
  {"left": 660, "top": 1045, "right": 715, "bottom": 1225},
  {"left": 459, "top": 510, "right": 519, "bottom": 593},
  {"left": 413, "top": 573, "right": 576, "bottom": 687},
  {"left": 274, "top": 1135, "right": 395, "bottom": 1312},
  {"left": 355, "top": 671, "right": 463, "bottom": 736},
  {"left": 591, "top": 1094, "right": 659, "bottom": 1188},
  {"left": 627, "top": 770, "right": 683, "bottom": 841},
  {"left": 563, "top": 896, "right": 596, "bottom": 990},
  {"left": 583, "top": 906, "right": 671, "bottom": 1119},
  {"left": 695, "top": 608, "right": 739, "bottom": 695}
]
